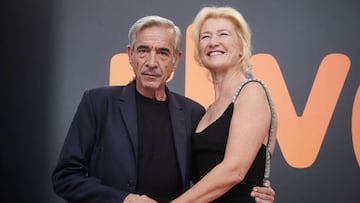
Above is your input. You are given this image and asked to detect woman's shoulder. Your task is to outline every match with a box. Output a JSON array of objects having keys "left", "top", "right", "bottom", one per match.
[{"left": 232, "top": 77, "right": 267, "bottom": 103}]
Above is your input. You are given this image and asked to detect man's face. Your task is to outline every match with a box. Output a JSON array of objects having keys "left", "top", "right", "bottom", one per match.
[{"left": 128, "top": 26, "right": 181, "bottom": 94}]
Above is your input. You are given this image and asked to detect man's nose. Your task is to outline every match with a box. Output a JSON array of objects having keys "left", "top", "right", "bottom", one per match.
[{"left": 146, "top": 51, "right": 157, "bottom": 68}]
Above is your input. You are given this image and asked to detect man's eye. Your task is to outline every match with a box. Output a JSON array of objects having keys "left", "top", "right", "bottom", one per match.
[{"left": 160, "top": 51, "right": 169, "bottom": 56}]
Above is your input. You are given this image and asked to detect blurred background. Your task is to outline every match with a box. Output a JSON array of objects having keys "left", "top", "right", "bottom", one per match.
[{"left": 2, "top": 0, "right": 359, "bottom": 202}]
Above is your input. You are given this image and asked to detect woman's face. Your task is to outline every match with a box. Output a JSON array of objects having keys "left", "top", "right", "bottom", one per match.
[{"left": 199, "top": 17, "right": 242, "bottom": 72}]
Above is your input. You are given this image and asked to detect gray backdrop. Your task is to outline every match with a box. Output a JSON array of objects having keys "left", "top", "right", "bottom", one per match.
[{"left": 2, "top": 0, "right": 360, "bottom": 202}]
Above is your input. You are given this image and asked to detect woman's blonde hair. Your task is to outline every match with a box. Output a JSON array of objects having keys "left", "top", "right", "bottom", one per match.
[{"left": 192, "top": 6, "right": 252, "bottom": 72}]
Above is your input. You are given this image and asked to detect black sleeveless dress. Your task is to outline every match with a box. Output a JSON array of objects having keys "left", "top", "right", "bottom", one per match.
[{"left": 191, "top": 102, "right": 266, "bottom": 202}]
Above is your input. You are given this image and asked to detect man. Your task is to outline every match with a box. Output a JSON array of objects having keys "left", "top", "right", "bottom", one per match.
[{"left": 52, "top": 15, "right": 274, "bottom": 203}]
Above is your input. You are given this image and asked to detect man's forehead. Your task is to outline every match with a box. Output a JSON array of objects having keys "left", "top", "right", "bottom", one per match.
[{"left": 134, "top": 26, "right": 175, "bottom": 50}]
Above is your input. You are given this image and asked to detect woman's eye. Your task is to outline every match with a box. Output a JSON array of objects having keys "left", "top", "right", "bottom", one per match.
[{"left": 201, "top": 35, "right": 209, "bottom": 39}]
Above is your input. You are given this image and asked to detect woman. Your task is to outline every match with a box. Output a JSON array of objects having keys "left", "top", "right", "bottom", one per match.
[{"left": 171, "top": 6, "right": 277, "bottom": 203}]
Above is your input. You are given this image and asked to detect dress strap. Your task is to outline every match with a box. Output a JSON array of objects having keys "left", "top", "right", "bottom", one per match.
[
  {"left": 231, "top": 72, "right": 254, "bottom": 103},
  {"left": 231, "top": 77, "right": 277, "bottom": 181}
]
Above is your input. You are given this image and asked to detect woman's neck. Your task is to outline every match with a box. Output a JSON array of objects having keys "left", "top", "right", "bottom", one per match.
[{"left": 211, "top": 69, "right": 246, "bottom": 101}]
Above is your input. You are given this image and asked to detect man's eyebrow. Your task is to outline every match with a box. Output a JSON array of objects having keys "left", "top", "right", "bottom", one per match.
[
  {"left": 136, "top": 45, "right": 150, "bottom": 50},
  {"left": 157, "top": 47, "right": 170, "bottom": 53},
  {"left": 135, "top": 45, "right": 171, "bottom": 54}
]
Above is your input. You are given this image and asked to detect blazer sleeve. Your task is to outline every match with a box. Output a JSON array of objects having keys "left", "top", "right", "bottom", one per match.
[{"left": 52, "top": 90, "right": 128, "bottom": 203}]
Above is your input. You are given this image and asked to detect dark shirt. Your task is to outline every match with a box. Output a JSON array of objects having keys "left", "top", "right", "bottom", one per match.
[{"left": 135, "top": 90, "right": 183, "bottom": 202}]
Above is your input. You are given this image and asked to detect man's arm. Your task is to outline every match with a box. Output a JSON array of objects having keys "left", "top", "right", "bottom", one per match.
[{"left": 52, "top": 90, "right": 128, "bottom": 203}]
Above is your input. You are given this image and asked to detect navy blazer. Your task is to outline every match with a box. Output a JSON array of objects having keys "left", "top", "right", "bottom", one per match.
[{"left": 52, "top": 81, "right": 205, "bottom": 203}]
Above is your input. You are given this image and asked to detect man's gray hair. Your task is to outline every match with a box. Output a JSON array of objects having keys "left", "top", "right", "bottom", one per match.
[{"left": 128, "top": 16, "right": 182, "bottom": 55}]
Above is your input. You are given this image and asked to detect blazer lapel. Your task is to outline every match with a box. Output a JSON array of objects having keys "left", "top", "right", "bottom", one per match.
[
  {"left": 167, "top": 91, "right": 188, "bottom": 186},
  {"left": 117, "top": 81, "right": 139, "bottom": 162}
]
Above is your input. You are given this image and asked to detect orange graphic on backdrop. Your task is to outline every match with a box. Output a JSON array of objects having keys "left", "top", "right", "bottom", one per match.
[
  {"left": 110, "top": 54, "right": 134, "bottom": 85},
  {"left": 353, "top": 87, "right": 360, "bottom": 167},
  {"left": 251, "top": 54, "right": 350, "bottom": 168}
]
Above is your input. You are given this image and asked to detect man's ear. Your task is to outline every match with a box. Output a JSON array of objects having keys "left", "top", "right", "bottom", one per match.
[
  {"left": 173, "top": 51, "right": 183, "bottom": 71},
  {"left": 127, "top": 45, "right": 133, "bottom": 66}
]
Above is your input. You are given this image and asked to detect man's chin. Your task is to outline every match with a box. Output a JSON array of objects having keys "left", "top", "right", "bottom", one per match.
[{"left": 142, "top": 81, "right": 162, "bottom": 90}]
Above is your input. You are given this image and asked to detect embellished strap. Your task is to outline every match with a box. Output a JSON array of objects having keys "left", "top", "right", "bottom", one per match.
[{"left": 232, "top": 78, "right": 276, "bottom": 181}]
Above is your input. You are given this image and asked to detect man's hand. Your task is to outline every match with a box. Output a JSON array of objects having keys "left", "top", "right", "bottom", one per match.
[
  {"left": 251, "top": 180, "right": 275, "bottom": 203},
  {"left": 124, "top": 194, "right": 157, "bottom": 203}
]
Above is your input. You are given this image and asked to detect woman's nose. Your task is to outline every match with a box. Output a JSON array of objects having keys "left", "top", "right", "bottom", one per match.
[{"left": 209, "top": 36, "right": 219, "bottom": 46}]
